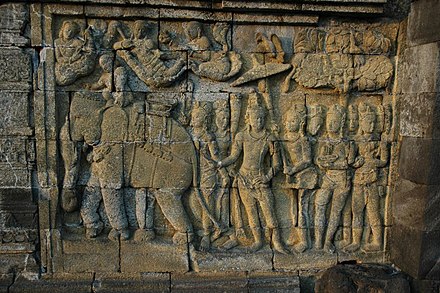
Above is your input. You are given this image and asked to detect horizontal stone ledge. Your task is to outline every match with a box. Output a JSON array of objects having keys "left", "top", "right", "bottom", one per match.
[{"left": 24, "top": 0, "right": 386, "bottom": 18}]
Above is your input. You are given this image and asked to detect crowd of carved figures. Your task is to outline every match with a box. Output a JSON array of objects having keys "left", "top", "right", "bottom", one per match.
[{"left": 55, "top": 18, "right": 394, "bottom": 255}]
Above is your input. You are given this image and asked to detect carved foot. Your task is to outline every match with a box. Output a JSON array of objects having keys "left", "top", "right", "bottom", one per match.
[
  {"left": 173, "top": 232, "right": 189, "bottom": 245},
  {"left": 286, "top": 232, "right": 296, "bottom": 246},
  {"left": 108, "top": 228, "right": 130, "bottom": 242},
  {"left": 220, "top": 237, "right": 239, "bottom": 251},
  {"left": 336, "top": 239, "right": 351, "bottom": 250},
  {"left": 134, "top": 229, "right": 155, "bottom": 242},
  {"left": 61, "top": 188, "right": 78, "bottom": 212},
  {"left": 108, "top": 229, "right": 119, "bottom": 242},
  {"left": 343, "top": 242, "right": 361, "bottom": 253},
  {"left": 293, "top": 241, "right": 308, "bottom": 253},
  {"left": 85, "top": 222, "right": 103, "bottom": 239},
  {"left": 273, "top": 241, "right": 290, "bottom": 255},
  {"left": 246, "top": 241, "right": 263, "bottom": 253},
  {"left": 363, "top": 242, "right": 381, "bottom": 252},
  {"left": 324, "top": 242, "right": 336, "bottom": 254},
  {"left": 120, "top": 228, "right": 130, "bottom": 241},
  {"left": 199, "top": 235, "right": 211, "bottom": 252}
]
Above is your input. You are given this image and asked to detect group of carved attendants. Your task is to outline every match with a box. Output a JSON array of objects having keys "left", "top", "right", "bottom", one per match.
[{"left": 55, "top": 19, "right": 393, "bottom": 255}]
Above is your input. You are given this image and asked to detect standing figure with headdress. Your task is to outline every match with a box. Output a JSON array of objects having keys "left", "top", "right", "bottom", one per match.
[
  {"left": 282, "top": 104, "right": 318, "bottom": 253},
  {"left": 314, "top": 104, "right": 355, "bottom": 253},
  {"left": 344, "top": 103, "right": 388, "bottom": 252},
  {"left": 191, "top": 102, "right": 228, "bottom": 251},
  {"left": 217, "top": 92, "right": 288, "bottom": 254}
]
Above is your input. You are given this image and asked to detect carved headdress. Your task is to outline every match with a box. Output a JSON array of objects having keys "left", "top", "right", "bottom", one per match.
[{"left": 358, "top": 102, "right": 376, "bottom": 121}]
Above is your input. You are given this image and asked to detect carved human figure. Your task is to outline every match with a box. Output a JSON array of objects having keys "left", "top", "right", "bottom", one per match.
[
  {"left": 213, "top": 100, "right": 232, "bottom": 229},
  {"left": 191, "top": 102, "right": 227, "bottom": 251},
  {"left": 213, "top": 100, "right": 242, "bottom": 250},
  {"left": 84, "top": 54, "right": 114, "bottom": 102},
  {"left": 314, "top": 104, "right": 355, "bottom": 253},
  {"left": 307, "top": 105, "right": 325, "bottom": 137},
  {"left": 115, "top": 20, "right": 186, "bottom": 88},
  {"left": 282, "top": 104, "right": 318, "bottom": 253},
  {"left": 344, "top": 103, "right": 388, "bottom": 252},
  {"left": 81, "top": 66, "right": 132, "bottom": 241},
  {"left": 55, "top": 20, "right": 96, "bottom": 86},
  {"left": 218, "top": 92, "right": 288, "bottom": 254}
]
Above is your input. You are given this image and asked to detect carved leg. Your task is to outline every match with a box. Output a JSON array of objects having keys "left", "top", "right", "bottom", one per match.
[
  {"left": 101, "top": 187, "right": 129, "bottom": 241},
  {"left": 293, "top": 189, "right": 309, "bottom": 252},
  {"left": 324, "top": 186, "right": 350, "bottom": 254},
  {"left": 60, "top": 122, "right": 82, "bottom": 212},
  {"left": 257, "top": 187, "right": 289, "bottom": 254},
  {"left": 239, "top": 185, "right": 263, "bottom": 251},
  {"left": 134, "top": 188, "right": 155, "bottom": 242},
  {"left": 314, "top": 189, "right": 331, "bottom": 250},
  {"left": 81, "top": 185, "right": 103, "bottom": 239},
  {"left": 363, "top": 184, "right": 382, "bottom": 251},
  {"left": 287, "top": 189, "right": 298, "bottom": 246},
  {"left": 344, "top": 186, "right": 365, "bottom": 252},
  {"left": 153, "top": 188, "right": 193, "bottom": 244}
]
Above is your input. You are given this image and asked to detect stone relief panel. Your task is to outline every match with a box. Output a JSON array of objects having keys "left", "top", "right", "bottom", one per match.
[{"left": 32, "top": 6, "right": 399, "bottom": 273}]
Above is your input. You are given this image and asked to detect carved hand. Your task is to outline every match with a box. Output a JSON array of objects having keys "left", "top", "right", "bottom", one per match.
[{"left": 353, "top": 156, "right": 365, "bottom": 168}]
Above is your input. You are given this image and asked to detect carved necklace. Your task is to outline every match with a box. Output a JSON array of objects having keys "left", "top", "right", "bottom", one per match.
[{"left": 249, "top": 128, "right": 267, "bottom": 140}]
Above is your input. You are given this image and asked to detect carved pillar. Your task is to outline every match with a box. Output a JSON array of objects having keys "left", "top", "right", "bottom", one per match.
[
  {"left": 0, "top": 3, "right": 39, "bottom": 280},
  {"left": 391, "top": 0, "right": 440, "bottom": 282}
]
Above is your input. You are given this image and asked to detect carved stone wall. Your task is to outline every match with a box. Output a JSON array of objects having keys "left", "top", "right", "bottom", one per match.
[{"left": 0, "top": 0, "right": 437, "bottom": 291}]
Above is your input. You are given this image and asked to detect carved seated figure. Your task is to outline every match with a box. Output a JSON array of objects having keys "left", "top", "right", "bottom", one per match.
[
  {"left": 185, "top": 21, "right": 242, "bottom": 82},
  {"left": 55, "top": 20, "right": 96, "bottom": 86},
  {"left": 115, "top": 20, "right": 186, "bottom": 88},
  {"left": 218, "top": 92, "right": 288, "bottom": 254},
  {"left": 344, "top": 103, "right": 388, "bottom": 253}
]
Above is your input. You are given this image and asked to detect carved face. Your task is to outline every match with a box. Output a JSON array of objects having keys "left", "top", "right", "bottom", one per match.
[
  {"left": 249, "top": 110, "right": 265, "bottom": 132},
  {"left": 215, "top": 110, "right": 230, "bottom": 132},
  {"left": 348, "top": 112, "right": 359, "bottom": 132},
  {"left": 327, "top": 114, "right": 343, "bottom": 134},
  {"left": 133, "top": 21, "right": 148, "bottom": 39},
  {"left": 360, "top": 114, "right": 376, "bottom": 134},
  {"left": 191, "top": 109, "right": 207, "bottom": 129},
  {"left": 99, "top": 56, "right": 113, "bottom": 73},
  {"left": 307, "top": 116, "right": 324, "bottom": 136},
  {"left": 186, "top": 21, "right": 201, "bottom": 40},
  {"left": 285, "top": 113, "right": 302, "bottom": 133},
  {"left": 62, "top": 22, "right": 79, "bottom": 40}
]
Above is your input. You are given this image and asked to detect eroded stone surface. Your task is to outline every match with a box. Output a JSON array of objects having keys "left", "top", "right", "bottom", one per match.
[{"left": 0, "top": 0, "right": 429, "bottom": 287}]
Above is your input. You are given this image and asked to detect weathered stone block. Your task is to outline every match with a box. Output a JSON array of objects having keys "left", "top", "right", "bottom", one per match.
[
  {"left": 398, "top": 137, "right": 440, "bottom": 185},
  {"left": 190, "top": 246, "right": 273, "bottom": 272},
  {"left": 120, "top": 238, "right": 189, "bottom": 273},
  {"left": 400, "top": 42, "right": 440, "bottom": 94},
  {"left": 171, "top": 272, "right": 248, "bottom": 292},
  {"left": 391, "top": 223, "right": 440, "bottom": 279},
  {"left": 400, "top": 93, "right": 440, "bottom": 138},
  {"left": 61, "top": 236, "right": 119, "bottom": 273},
  {"left": 9, "top": 273, "right": 93, "bottom": 293},
  {"left": 407, "top": 0, "right": 440, "bottom": 46},
  {"left": 392, "top": 178, "right": 440, "bottom": 231},
  {"left": 93, "top": 273, "right": 170, "bottom": 293},
  {"left": 274, "top": 250, "right": 337, "bottom": 271},
  {"left": 248, "top": 272, "right": 300, "bottom": 293}
]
